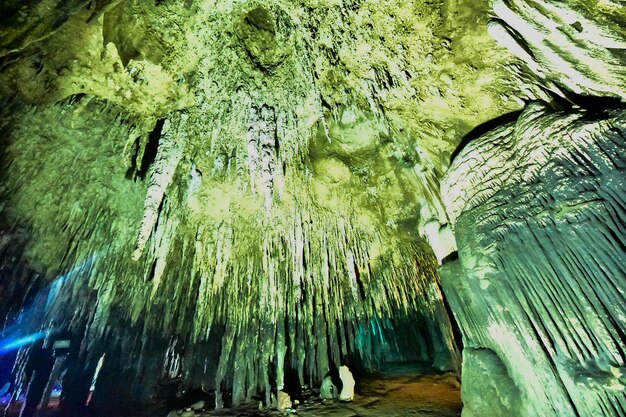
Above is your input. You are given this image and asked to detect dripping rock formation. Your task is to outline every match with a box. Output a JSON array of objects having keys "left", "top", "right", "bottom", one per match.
[
  {"left": 442, "top": 103, "right": 626, "bottom": 417},
  {"left": 439, "top": 1, "right": 626, "bottom": 416},
  {"left": 0, "top": 0, "right": 624, "bottom": 416}
]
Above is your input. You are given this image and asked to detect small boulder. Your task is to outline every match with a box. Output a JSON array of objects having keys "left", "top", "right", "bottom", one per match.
[
  {"left": 320, "top": 376, "right": 337, "bottom": 400},
  {"left": 277, "top": 390, "right": 292, "bottom": 411}
]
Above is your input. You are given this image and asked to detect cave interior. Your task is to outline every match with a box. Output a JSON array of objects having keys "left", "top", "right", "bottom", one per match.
[{"left": 0, "top": 0, "right": 624, "bottom": 416}]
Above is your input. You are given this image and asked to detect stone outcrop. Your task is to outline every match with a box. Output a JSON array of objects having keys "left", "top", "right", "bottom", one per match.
[{"left": 441, "top": 103, "right": 626, "bottom": 416}]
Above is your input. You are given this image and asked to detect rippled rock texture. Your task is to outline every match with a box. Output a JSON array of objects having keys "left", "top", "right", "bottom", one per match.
[
  {"left": 441, "top": 102, "right": 626, "bottom": 417},
  {"left": 487, "top": 0, "right": 626, "bottom": 101}
]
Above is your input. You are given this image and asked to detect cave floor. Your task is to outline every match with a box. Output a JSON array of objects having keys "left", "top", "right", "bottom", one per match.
[
  {"left": 288, "top": 373, "right": 461, "bottom": 417},
  {"left": 32, "top": 367, "right": 462, "bottom": 417},
  {"left": 203, "top": 371, "right": 462, "bottom": 417}
]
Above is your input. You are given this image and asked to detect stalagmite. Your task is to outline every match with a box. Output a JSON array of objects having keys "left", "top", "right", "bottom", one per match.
[
  {"left": 338, "top": 366, "right": 355, "bottom": 401},
  {"left": 277, "top": 390, "right": 292, "bottom": 411},
  {"left": 320, "top": 376, "right": 337, "bottom": 400}
]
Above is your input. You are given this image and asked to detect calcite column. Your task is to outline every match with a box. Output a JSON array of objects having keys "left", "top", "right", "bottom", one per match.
[{"left": 440, "top": 103, "right": 626, "bottom": 417}]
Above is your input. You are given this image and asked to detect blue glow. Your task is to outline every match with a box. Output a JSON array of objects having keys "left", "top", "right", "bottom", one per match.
[
  {"left": 51, "top": 382, "right": 63, "bottom": 398},
  {"left": 45, "top": 252, "right": 101, "bottom": 312},
  {"left": 0, "top": 252, "right": 101, "bottom": 393},
  {"left": 0, "top": 331, "right": 49, "bottom": 355}
]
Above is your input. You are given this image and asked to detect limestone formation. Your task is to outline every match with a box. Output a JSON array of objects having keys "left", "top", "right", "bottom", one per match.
[
  {"left": 441, "top": 103, "right": 626, "bottom": 416},
  {"left": 277, "top": 390, "right": 293, "bottom": 411},
  {"left": 437, "top": 2, "right": 626, "bottom": 415},
  {"left": 133, "top": 112, "right": 189, "bottom": 261},
  {"left": 0, "top": 0, "right": 624, "bottom": 415},
  {"left": 0, "top": 0, "right": 484, "bottom": 411},
  {"left": 338, "top": 366, "right": 355, "bottom": 401},
  {"left": 319, "top": 376, "right": 337, "bottom": 400},
  {"left": 488, "top": 0, "right": 626, "bottom": 101}
]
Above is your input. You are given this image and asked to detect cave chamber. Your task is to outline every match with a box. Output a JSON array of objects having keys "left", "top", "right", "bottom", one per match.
[{"left": 0, "top": 0, "right": 624, "bottom": 416}]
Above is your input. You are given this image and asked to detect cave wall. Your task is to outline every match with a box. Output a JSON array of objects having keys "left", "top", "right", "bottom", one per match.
[
  {"left": 438, "top": 1, "right": 626, "bottom": 415},
  {"left": 441, "top": 103, "right": 626, "bottom": 416}
]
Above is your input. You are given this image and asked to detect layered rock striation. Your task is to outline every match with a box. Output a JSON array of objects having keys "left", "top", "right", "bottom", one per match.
[
  {"left": 441, "top": 103, "right": 626, "bottom": 416},
  {"left": 439, "top": 2, "right": 626, "bottom": 416}
]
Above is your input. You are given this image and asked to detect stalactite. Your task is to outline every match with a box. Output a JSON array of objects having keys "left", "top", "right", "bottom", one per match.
[
  {"left": 247, "top": 104, "right": 278, "bottom": 211},
  {"left": 133, "top": 112, "right": 189, "bottom": 261},
  {"left": 0, "top": 94, "right": 460, "bottom": 410}
]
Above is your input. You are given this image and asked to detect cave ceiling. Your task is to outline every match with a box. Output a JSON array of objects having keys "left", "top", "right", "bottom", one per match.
[{"left": 0, "top": 0, "right": 535, "bottom": 273}]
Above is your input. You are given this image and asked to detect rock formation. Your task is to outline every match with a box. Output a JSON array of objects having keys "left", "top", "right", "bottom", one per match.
[
  {"left": 488, "top": 0, "right": 626, "bottom": 101},
  {"left": 439, "top": 2, "right": 626, "bottom": 416},
  {"left": 0, "top": 0, "right": 624, "bottom": 415},
  {"left": 442, "top": 103, "right": 626, "bottom": 416},
  {"left": 0, "top": 0, "right": 489, "bottom": 412},
  {"left": 277, "top": 390, "right": 293, "bottom": 411},
  {"left": 338, "top": 365, "right": 355, "bottom": 401},
  {"left": 320, "top": 376, "right": 337, "bottom": 400}
]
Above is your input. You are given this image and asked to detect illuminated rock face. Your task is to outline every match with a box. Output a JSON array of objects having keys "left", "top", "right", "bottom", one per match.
[
  {"left": 487, "top": 0, "right": 626, "bottom": 101},
  {"left": 441, "top": 103, "right": 626, "bottom": 417},
  {"left": 438, "top": 2, "right": 626, "bottom": 415},
  {"left": 1, "top": 0, "right": 522, "bottom": 410}
]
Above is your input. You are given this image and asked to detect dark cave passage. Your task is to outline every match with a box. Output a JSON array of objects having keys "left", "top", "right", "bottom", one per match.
[{"left": 0, "top": 265, "right": 463, "bottom": 416}]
